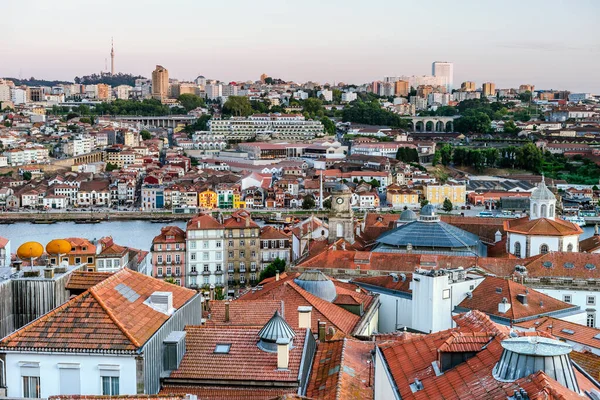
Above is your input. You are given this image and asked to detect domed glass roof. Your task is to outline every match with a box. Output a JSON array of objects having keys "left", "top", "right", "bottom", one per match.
[
  {"left": 399, "top": 209, "right": 417, "bottom": 222},
  {"left": 420, "top": 204, "right": 436, "bottom": 216},
  {"left": 294, "top": 270, "right": 337, "bottom": 302},
  {"left": 530, "top": 177, "right": 555, "bottom": 201}
]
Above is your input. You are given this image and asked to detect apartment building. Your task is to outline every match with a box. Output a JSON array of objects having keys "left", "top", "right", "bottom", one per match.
[
  {"left": 209, "top": 113, "right": 323, "bottom": 141},
  {"left": 152, "top": 226, "right": 186, "bottom": 286},
  {"left": 258, "top": 226, "right": 291, "bottom": 270},
  {"left": 426, "top": 183, "right": 466, "bottom": 207},
  {"left": 186, "top": 213, "right": 225, "bottom": 289},
  {"left": 3, "top": 146, "right": 49, "bottom": 166},
  {"left": 223, "top": 210, "right": 260, "bottom": 289}
]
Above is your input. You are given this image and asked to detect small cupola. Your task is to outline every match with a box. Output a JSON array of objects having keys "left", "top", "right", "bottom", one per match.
[{"left": 257, "top": 310, "right": 296, "bottom": 353}]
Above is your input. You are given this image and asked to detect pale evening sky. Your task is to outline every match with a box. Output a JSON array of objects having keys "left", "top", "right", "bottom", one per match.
[{"left": 2, "top": 0, "right": 599, "bottom": 92}]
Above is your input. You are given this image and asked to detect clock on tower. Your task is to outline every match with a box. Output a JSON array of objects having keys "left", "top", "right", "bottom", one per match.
[{"left": 329, "top": 182, "right": 354, "bottom": 244}]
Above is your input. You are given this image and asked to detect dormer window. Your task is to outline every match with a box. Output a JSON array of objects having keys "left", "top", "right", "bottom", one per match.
[{"left": 214, "top": 343, "right": 231, "bottom": 354}]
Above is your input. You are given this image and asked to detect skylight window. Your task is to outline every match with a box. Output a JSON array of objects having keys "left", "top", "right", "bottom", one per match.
[
  {"left": 542, "top": 261, "right": 553, "bottom": 268},
  {"left": 594, "top": 334, "right": 600, "bottom": 340},
  {"left": 561, "top": 329, "right": 575, "bottom": 335},
  {"left": 214, "top": 343, "right": 231, "bottom": 354},
  {"left": 585, "top": 264, "right": 596, "bottom": 271},
  {"left": 564, "top": 263, "right": 575, "bottom": 269}
]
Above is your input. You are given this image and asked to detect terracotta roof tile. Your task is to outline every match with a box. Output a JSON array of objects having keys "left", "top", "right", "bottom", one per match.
[
  {"left": 580, "top": 234, "right": 600, "bottom": 253},
  {"left": 50, "top": 396, "right": 187, "bottom": 400},
  {"left": 168, "top": 326, "right": 306, "bottom": 383},
  {"left": 457, "top": 276, "right": 574, "bottom": 322},
  {"left": 160, "top": 386, "right": 294, "bottom": 400},
  {"left": 306, "top": 339, "right": 374, "bottom": 400},
  {"left": 515, "top": 316, "right": 600, "bottom": 351},
  {"left": 206, "top": 300, "right": 283, "bottom": 327},
  {"left": 504, "top": 217, "right": 583, "bottom": 236},
  {"left": 0, "top": 269, "right": 197, "bottom": 352},
  {"left": 65, "top": 271, "right": 113, "bottom": 290},
  {"left": 570, "top": 351, "right": 600, "bottom": 382},
  {"left": 186, "top": 213, "right": 224, "bottom": 230}
]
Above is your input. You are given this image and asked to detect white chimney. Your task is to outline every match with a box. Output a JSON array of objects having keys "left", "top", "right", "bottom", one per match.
[
  {"left": 298, "top": 306, "right": 312, "bottom": 329},
  {"left": 495, "top": 230, "right": 502, "bottom": 243},
  {"left": 498, "top": 298, "right": 511, "bottom": 314},
  {"left": 276, "top": 271, "right": 280, "bottom": 281},
  {"left": 277, "top": 338, "right": 290, "bottom": 369}
]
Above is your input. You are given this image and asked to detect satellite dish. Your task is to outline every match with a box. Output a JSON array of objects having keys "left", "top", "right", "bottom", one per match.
[
  {"left": 17, "top": 242, "right": 44, "bottom": 259},
  {"left": 46, "top": 239, "right": 71, "bottom": 256}
]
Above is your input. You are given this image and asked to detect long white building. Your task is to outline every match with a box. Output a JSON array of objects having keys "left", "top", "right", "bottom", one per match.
[{"left": 209, "top": 113, "right": 323, "bottom": 141}]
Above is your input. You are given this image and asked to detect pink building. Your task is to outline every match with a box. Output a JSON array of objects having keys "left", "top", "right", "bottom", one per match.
[{"left": 151, "top": 225, "right": 186, "bottom": 286}]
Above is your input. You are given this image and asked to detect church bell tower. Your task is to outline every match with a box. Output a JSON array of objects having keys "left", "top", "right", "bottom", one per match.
[{"left": 328, "top": 183, "right": 354, "bottom": 244}]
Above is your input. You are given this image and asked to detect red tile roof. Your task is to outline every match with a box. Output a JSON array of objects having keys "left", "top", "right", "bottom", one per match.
[
  {"left": 504, "top": 217, "right": 583, "bottom": 236},
  {"left": 223, "top": 210, "right": 260, "bottom": 229},
  {"left": 457, "top": 276, "right": 575, "bottom": 322},
  {"left": 519, "top": 252, "right": 600, "bottom": 279},
  {"left": 0, "top": 269, "right": 197, "bottom": 352},
  {"left": 379, "top": 311, "right": 591, "bottom": 400},
  {"left": 206, "top": 300, "right": 283, "bottom": 327},
  {"left": 260, "top": 225, "right": 291, "bottom": 240},
  {"left": 50, "top": 396, "right": 188, "bottom": 400},
  {"left": 352, "top": 274, "right": 412, "bottom": 294},
  {"left": 515, "top": 316, "right": 600, "bottom": 351},
  {"left": 186, "top": 213, "right": 224, "bottom": 230},
  {"left": 306, "top": 339, "right": 374, "bottom": 400},
  {"left": 167, "top": 326, "right": 306, "bottom": 383},
  {"left": 570, "top": 351, "right": 600, "bottom": 382},
  {"left": 65, "top": 271, "right": 113, "bottom": 290},
  {"left": 160, "top": 385, "right": 293, "bottom": 400},
  {"left": 152, "top": 226, "right": 186, "bottom": 244},
  {"left": 580, "top": 234, "right": 600, "bottom": 253}
]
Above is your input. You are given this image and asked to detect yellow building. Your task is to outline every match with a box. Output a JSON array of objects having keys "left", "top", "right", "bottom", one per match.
[
  {"left": 152, "top": 65, "right": 169, "bottom": 100},
  {"left": 426, "top": 183, "right": 466, "bottom": 207},
  {"left": 386, "top": 184, "right": 419, "bottom": 209},
  {"left": 482, "top": 82, "right": 496, "bottom": 97},
  {"left": 198, "top": 189, "right": 218, "bottom": 209},
  {"left": 395, "top": 80, "right": 409, "bottom": 96},
  {"left": 233, "top": 193, "right": 245, "bottom": 209},
  {"left": 97, "top": 83, "right": 111, "bottom": 100},
  {"left": 460, "top": 81, "right": 476, "bottom": 92}
]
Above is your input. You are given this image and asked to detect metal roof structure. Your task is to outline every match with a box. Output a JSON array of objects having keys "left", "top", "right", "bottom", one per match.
[
  {"left": 257, "top": 310, "right": 296, "bottom": 352},
  {"left": 294, "top": 270, "right": 337, "bottom": 302}
]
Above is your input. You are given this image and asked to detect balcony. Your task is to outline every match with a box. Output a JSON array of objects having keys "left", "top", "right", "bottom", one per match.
[
  {"left": 239, "top": 268, "right": 246, "bottom": 273},
  {"left": 189, "top": 271, "right": 198, "bottom": 276},
  {"left": 202, "top": 270, "right": 211, "bottom": 276},
  {"left": 228, "top": 269, "right": 234, "bottom": 274},
  {"left": 215, "top": 270, "right": 223, "bottom": 275}
]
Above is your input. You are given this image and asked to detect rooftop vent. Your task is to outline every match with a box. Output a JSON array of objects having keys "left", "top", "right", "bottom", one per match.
[
  {"left": 145, "top": 291, "right": 174, "bottom": 315},
  {"left": 258, "top": 310, "right": 296, "bottom": 353},
  {"left": 496, "top": 287, "right": 502, "bottom": 294},
  {"left": 493, "top": 336, "right": 579, "bottom": 393},
  {"left": 409, "top": 378, "right": 424, "bottom": 393}
]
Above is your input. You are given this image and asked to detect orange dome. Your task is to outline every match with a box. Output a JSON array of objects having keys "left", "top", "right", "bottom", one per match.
[
  {"left": 17, "top": 242, "right": 44, "bottom": 259},
  {"left": 46, "top": 239, "right": 71, "bottom": 255}
]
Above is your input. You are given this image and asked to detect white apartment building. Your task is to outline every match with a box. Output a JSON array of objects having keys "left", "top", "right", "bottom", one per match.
[
  {"left": 11, "top": 88, "right": 27, "bottom": 104},
  {"left": 205, "top": 83, "right": 222, "bottom": 100},
  {"left": 222, "top": 84, "right": 238, "bottom": 97},
  {"left": 432, "top": 61, "right": 454, "bottom": 91},
  {"left": 209, "top": 114, "right": 324, "bottom": 141},
  {"left": 317, "top": 89, "right": 332, "bottom": 102},
  {"left": 0, "top": 84, "right": 10, "bottom": 102},
  {"left": 114, "top": 85, "right": 132, "bottom": 100},
  {"left": 409, "top": 96, "right": 428, "bottom": 110},
  {"left": 186, "top": 214, "right": 225, "bottom": 289},
  {"left": 293, "top": 90, "right": 309, "bottom": 100},
  {"left": 63, "top": 136, "right": 95, "bottom": 157},
  {"left": 3, "top": 146, "right": 49, "bottom": 166},
  {"left": 341, "top": 92, "right": 357, "bottom": 102}
]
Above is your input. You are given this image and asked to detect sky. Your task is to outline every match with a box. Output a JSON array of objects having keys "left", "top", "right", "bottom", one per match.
[{"left": 2, "top": 0, "right": 600, "bottom": 92}]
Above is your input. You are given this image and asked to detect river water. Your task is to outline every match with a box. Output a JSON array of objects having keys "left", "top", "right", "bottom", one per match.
[{"left": 0, "top": 221, "right": 596, "bottom": 254}]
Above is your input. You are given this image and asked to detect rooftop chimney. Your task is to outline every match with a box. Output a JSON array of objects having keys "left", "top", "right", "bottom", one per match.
[
  {"left": 147, "top": 291, "right": 174, "bottom": 315},
  {"left": 318, "top": 320, "right": 326, "bottom": 341},
  {"left": 498, "top": 298, "right": 511, "bottom": 314},
  {"left": 276, "top": 271, "right": 280, "bottom": 281},
  {"left": 298, "top": 306, "right": 312, "bottom": 329},
  {"left": 225, "top": 302, "right": 230, "bottom": 322},
  {"left": 277, "top": 338, "right": 290, "bottom": 369},
  {"left": 44, "top": 267, "right": 54, "bottom": 279}
]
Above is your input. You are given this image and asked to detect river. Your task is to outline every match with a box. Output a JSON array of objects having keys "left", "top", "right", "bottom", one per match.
[{"left": 0, "top": 220, "right": 596, "bottom": 255}]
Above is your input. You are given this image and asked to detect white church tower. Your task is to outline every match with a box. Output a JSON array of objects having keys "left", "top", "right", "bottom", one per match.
[{"left": 529, "top": 175, "right": 556, "bottom": 220}]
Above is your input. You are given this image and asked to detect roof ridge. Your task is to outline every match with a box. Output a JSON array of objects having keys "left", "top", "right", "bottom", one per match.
[
  {"left": 335, "top": 338, "right": 348, "bottom": 400},
  {"left": 89, "top": 277, "right": 142, "bottom": 348}
]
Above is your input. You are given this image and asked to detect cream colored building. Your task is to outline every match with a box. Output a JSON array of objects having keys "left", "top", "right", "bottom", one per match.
[
  {"left": 426, "top": 183, "right": 466, "bottom": 207},
  {"left": 482, "top": 82, "right": 496, "bottom": 97}
]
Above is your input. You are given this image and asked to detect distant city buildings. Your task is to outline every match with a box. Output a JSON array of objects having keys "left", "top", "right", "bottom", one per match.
[
  {"left": 432, "top": 61, "right": 454, "bottom": 91},
  {"left": 151, "top": 65, "right": 169, "bottom": 100}
]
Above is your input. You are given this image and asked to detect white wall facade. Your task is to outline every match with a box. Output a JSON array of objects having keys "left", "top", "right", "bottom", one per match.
[
  {"left": 186, "top": 228, "right": 225, "bottom": 287},
  {"left": 509, "top": 233, "right": 579, "bottom": 258},
  {"left": 534, "top": 286, "right": 600, "bottom": 328},
  {"left": 5, "top": 352, "right": 137, "bottom": 398},
  {"left": 374, "top": 347, "right": 400, "bottom": 400}
]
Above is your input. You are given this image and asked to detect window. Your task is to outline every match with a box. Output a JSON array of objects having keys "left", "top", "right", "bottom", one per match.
[
  {"left": 240, "top": 250, "right": 245, "bottom": 258},
  {"left": 58, "top": 365, "right": 80, "bottom": 395},
  {"left": 203, "top": 241, "right": 209, "bottom": 249},
  {"left": 191, "top": 266, "right": 197, "bottom": 273},
  {"left": 563, "top": 295, "right": 572, "bottom": 303},
  {"left": 190, "top": 241, "right": 196, "bottom": 249},
  {"left": 229, "top": 251, "right": 234, "bottom": 258},
  {"left": 203, "top": 264, "right": 209, "bottom": 272},
  {"left": 216, "top": 264, "right": 222, "bottom": 272},
  {"left": 166, "top": 244, "right": 171, "bottom": 250},
  {"left": 240, "top": 275, "right": 246, "bottom": 284},
  {"left": 203, "top": 276, "right": 209, "bottom": 285},
  {"left": 251, "top": 251, "right": 256, "bottom": 258},
  {"left": 240, "top": 240, "right": 245, "bottom": 246},
  {"left": 540, "top": 244, "right": 549, "bottom": 255},
  {"left": 157, "top": 255, "right": 163, "bottom": 263},
  {"left": 75, "top": 257, "right": 81, "bottom": 264},
  {"left": 203, "top": 252, "right": 209, "bottom": 261},
  {"left": 191, "top": 253, "right": 196, "bottom": 261},
  {"left": 157, "top": 267, "right": 163, "bottom": 276},
  {"left": 229, "top": 240, "right": 234, "bottom": 247},
  {"left": 166, "top": 267, "right": 172, "bottom": 276},
  {"left": 514, "top": 242, "right": 521, "bottom": 258},
  {"left": 87, "top": 257, "right": 93, "bottom": 264},
  {"left": 250, "top": 240, "right": 256, "bottom": 246},
  {"left": 22, "top": 376, "right": 40, "bottom": 398},
  {"left": 279, "top": 240, "right": 285, "bottom": 248},
  {"left": 175, "top": 267, "right": 181, "bottom": 275},
  {"left": 175, "top": 255, "right": 181, "bottom": 264},
  {"left": 101, "top": 376, "right": 119, "bottom": 396},
  {"left": 166, "top": 255, "right": 172, "bottom": 263},
  {"left": 228, "top": 262, "right": 234, "bottom": 272},
  {"left": 176, "top": 243, "right": 180, "bottom": 250},
  {"left": 216, "top": 242, "right": 221, "bottom": 248},
  {"left": 567, "top": 243, "right": 573, "bottom": 252},
  {"left": 216, "top": 252, "right": 222, "bottom": 260},
  {"left": 588, "top": 313, "right": 596, "bottom": 328},
  {"left": 588, "top": 296, "right": 596, "bottom": 306},
  {"left": 251, "top": 273, "right": 257, "bottom": 281}
]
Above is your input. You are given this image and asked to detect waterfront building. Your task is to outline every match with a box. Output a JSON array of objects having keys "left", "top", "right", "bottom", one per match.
[
  {"left": 185, "top": 213, "right": 225, "bottom": 289},
  {"left": 152, "top": 226, "right": 186, "bottom": 286},
  {"left": 198, "top": 189, "right": 218, "bottom": 209}
]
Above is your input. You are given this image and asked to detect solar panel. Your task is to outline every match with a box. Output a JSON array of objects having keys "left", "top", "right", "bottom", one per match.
[{"left": 115, "top": 283, "right": 140, "bottom": 303}]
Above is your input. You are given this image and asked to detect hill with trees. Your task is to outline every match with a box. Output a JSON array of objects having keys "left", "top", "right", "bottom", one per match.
[{"left": 74, "top": 72, "right": 146, "bottom": 87}]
